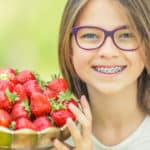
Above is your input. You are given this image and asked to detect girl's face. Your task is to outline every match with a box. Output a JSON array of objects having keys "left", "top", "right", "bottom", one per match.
[{"left": 71, "top": 0, "right": 145, "bottom": 94}]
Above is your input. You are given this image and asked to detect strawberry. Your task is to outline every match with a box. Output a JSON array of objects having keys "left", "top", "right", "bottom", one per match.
[
  {"left": 48, "top": 75, "right": 68, "bottom": 93},
  {"left": 0, "top": 67, "right": 18, "bottom": 84},
  {"left": 0, "top": 80, "right": 14, "bottom": 92},
  {"left": 63, "top": 98, "right": 78, "bottom": 109},
  {"left": 23, "top": 80, "right": 42, "bottom": 97},
  {"left": 33, "top": 116, "right": 52, "bottom": 131},
  {"left": 0, "top": 67, "right": 78, "bottom": 131},
  {"left": 0, "top": 89, "right": 17, "bottom": 112},
  {"left": 43, "top": 88, "right": 58, "bottom": 100},
  {"left": 58, "top": 90, "right": 78, "bottom": 108},
  {"left": 51, "top": 109, "right": 75, "bottom": 127},
  {"left": 30, "top": 92, "right": 51, "bottom": 117},
  {"left": 11, "top": 100, "right": 30, "bottom": 120},
  {"left": 14, "top": 117, "right": 36, "bottom": 130},
  {"left": 13, "top": 84, "right": 28, "bottom": 102},
  {"left": 0, "top": 109, "right": 11, "bottom": 127},
  {"left": 50, "top": 90, "right": 78, "bottom": 127},
  {"left": 17, "top": 70, "right": 35, "bottom": 84}
]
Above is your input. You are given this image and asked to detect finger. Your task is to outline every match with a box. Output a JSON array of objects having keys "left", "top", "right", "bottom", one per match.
[
  {"left": 67, "top": 118, "right": 82, "bottom": 147},
  {"left": 68, "top": 103, "right": 91, "bottom": 137},
  {"left": 80, "top": 95, "right": 92, "bottom": 139},
  {"left": 80, "top": 95, "right": 92, "bottom": 122},
  {"left": 53, "top": 139, "right": 69, "bottom": 150},
  {"left": 69, "top": 103, "right": 86, "bottom": 125}
]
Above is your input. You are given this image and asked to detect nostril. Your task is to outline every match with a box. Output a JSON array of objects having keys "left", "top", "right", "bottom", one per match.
[{"left": 96, "top": 38, "right": 120, "bottom": 57}]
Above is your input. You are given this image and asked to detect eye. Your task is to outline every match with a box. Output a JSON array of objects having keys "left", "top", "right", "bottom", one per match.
[
  {"left": 81, "top": 33, "right": 97, "bottom": 39},
  {"left": 119, "top": 33, "right": 134, "bottom": 39}
]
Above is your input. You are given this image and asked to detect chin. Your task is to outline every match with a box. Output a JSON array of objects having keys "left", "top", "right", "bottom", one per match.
[
  {"left": 96, "top": 84, "right": 124, "bottom": 95},
  {"left": 100, "top": 89, "right": 121, "bottom": 95}
]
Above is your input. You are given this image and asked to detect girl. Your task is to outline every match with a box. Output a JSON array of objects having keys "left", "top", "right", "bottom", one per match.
[{"left": 53, "top": 0, "right": 150, "bottom": 149}]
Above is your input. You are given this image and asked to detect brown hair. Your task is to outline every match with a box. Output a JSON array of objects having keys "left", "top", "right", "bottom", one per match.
[{"left": 58, "top": 0, "right": 150, "bottom": 113}]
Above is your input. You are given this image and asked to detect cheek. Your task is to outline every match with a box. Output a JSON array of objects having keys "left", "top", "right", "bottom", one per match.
[
  {"left": 72, "top": 49, "right": 87, "bottom": 70},
  {"left": 71, "top": 38, "right": 87, "bottom": 67},
  {"left": 71, "top": 38, "right": 92, "bottom": 75},
  {"left": 129, "top": 50, "right": 145, "bottom": 75}
]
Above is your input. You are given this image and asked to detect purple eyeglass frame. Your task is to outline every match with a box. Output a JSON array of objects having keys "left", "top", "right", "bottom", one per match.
[{"left": 71, "top": 25, "right": 138, "bottom": 51}]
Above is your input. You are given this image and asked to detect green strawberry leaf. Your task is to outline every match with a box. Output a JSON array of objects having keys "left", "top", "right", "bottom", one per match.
[
  {"left": 9, "top": 121, "right": 16, "bottom": 130},
  {"left": 33, "top": 71, "right": 47, "bottom": 90},
  {"left": 58, "top": 90, "right": 72, "bottom": 102},
  {"left": 21, "top": 99, "right": 31, "bottom": 113},
  {"left": 49, "top": 98, "right": 66, "bottom": 112},
  {"left": 5, "top": 88, "right": 18, "bottom": 103},
  {"left": 14, "top": 68, "right": 20, "bottom": 75},
  {"left": 50, "top": 73, "right": 60, "bottom": 80},
  {"left": 33, "top": 71, "right": 42, "bottom": 82}
]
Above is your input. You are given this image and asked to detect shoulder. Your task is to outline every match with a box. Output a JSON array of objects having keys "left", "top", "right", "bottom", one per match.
[
  {"left": 135, "top": 115, "right": 150, "bottom": 142},
  {"left": 129, "top": 115, "right": 150, "bottom": 149},
  {"left": 142, "top": 115, "right": 150, "bottom": 128}
]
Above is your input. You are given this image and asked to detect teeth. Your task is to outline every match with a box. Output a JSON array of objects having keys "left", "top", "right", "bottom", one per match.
[{"left": 96, "top": 66, "right": 124, "bottom": 74}]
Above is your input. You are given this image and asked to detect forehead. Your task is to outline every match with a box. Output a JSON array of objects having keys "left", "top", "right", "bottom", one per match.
[{"left": 75, "top": 0, "right": 131, "bottom": 30}]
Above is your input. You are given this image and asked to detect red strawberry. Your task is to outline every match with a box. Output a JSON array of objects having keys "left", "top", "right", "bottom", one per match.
[
  {"left": 50, "top": 91, "right": 77, "bottom": 127},
  {"left": 51, "top": 109, "right": 75, "bottom": 127},
  {"left": 0, "top": 89, "right": 17, "bottom": 112},
  {"left": 23, "top": 80, "right": 42, "bottom": 97},
  {"left": 0, "top": 109, "right": 11, "bottom": 127},
  {"left": 33, "top": 116, "right": 52, "bottom": 131},
  {"left": 63, "top": 98, "right": 78, "bottom": 109},
  {"left": 15, "top": 117, "right": 36, "bottom": 130},
  {"left": 13, "top": 84, "right": 28, "bottom": 102},
  {"left": 17, "top": 70, "right": 35, "bottom": 84},
  {"left": 0, "top": 67, "right": 18, "bottom": 84},
  {"left": 30, "top": 92, "right": 51, "bottom": 117},
  {"left": 48, "top": 76, "right": 68, "bottom": 93},
  {"left": 0, "top": 80, "right": 14, "bottom": 92},
  {"left": 58, "top": 90, "right": 78, "bottom": 108},
  {"left": 11, "top": 100, "right": 30, "bottom": 120},
  {"left": 43, "top": 88, "right": 58, "bottom": 100}
]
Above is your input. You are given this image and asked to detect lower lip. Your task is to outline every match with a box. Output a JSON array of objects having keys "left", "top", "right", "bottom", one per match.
[{"left": 93, "top": 67, "right": 126, "bottom": 77}]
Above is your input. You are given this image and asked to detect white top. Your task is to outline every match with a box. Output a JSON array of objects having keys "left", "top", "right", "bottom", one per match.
[{"left": 66, "top": 115, "right": 150, "bottom": 150}]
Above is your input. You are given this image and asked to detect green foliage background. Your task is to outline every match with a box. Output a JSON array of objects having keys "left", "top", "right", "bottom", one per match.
[{"left": 0, "top": 0, "right": 67, "bottom": 80}]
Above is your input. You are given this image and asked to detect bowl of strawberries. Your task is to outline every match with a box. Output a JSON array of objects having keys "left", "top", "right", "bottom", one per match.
[{"left": 0, "top": 67, "right": 79, "bottom": 150}]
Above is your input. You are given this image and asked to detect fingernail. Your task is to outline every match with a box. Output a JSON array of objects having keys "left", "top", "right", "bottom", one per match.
[
  {"left": 53, "top": 139, "right": 59, "bottom": 145},
  {"left": 81, "top": 95, "right": 86, "bottom": 99},
  {"left": 81, "top": 95, "right": 88, "bottom": 105},
  {"left": 67, "top": 118, "right": 73, "bottom": 124},
  {"left": 68, "top": 103, "right": 75, "bottom": 110},
  {"left": 81, "top": 95, "right": 86, "bottom": 101}
]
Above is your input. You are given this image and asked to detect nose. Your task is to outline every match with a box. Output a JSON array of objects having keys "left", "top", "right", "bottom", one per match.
[{"left": 97, "top": 37, "right": 120, "bottom": 58}]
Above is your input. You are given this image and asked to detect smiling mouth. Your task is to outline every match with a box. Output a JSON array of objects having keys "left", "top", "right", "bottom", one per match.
[{"left": 92, "top": 65, "right": 127, "bottom": 74}]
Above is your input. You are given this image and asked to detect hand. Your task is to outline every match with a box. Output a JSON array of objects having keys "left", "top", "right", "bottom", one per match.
[{"left": 53, "top": 95, "right": 93, "bottom": 150}]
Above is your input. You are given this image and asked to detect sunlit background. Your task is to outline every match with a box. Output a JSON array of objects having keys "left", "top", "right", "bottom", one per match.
[{"left": 0, "top": 0, "right": 67, "bottom": 80}]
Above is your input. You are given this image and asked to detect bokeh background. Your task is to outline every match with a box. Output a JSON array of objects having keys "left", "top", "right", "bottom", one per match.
[{"left": 0, "top": 0, "right": 67, "bottom": 80}]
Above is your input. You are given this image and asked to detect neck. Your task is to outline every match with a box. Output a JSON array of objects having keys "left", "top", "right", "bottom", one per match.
[
  {"left": 88, "top": 82, "right": 146, "bottom": 129},
  {"left": 88, "top": 82, "right": 146, "bottom": 146}
]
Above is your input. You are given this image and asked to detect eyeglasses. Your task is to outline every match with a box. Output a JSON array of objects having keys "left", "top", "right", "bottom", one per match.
[{"left": 71, "top": 25, "right": 139, "bottom": 51}]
